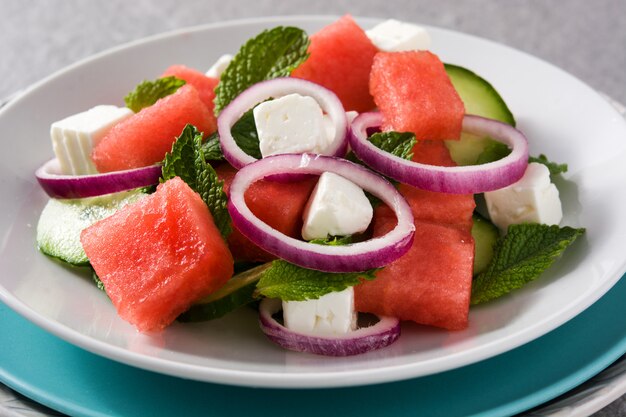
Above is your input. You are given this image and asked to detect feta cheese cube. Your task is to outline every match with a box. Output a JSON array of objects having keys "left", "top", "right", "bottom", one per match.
[
  {"left": 254, "top": 93, "right": 332, "bottom": 157},
  {"left": 283, "top": 287, "right": 357, "bottom": 334},
  {"left": 484, "top": 162, "right": 563, "bottom": 231},
  {"left": 205, "top": 54, "right": 233, "bottom": 79},
  {"left": 366, "top": 19, "right": 431, "bottom": 52},
  {"left": 50, "top": 105, "right": 132, "bottom": 175},
  {"left": 301, "top": 172, "right": 373, "bottom": 240}
]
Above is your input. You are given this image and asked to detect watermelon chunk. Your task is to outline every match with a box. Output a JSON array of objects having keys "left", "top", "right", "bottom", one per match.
[
  {"left": 370, "top": 51, "right": 465, "bottom": 140},
  {"left": 291, "top": 15, "right": 378, "bottom": 113},
  {"left": 354, "top": 141, "right": 475, "bottom": 330},
  {"left": 80, "top": 177, "right": 233, "bottom": 332},
  {"left": 92, "top": 85, "right": 214, "bottom": 172},
  {"left": 216, "top": 163, "right": 316, "bottom": 262},
  {"left": 161, "top": 65, "right": 219, "bottom": 120}
]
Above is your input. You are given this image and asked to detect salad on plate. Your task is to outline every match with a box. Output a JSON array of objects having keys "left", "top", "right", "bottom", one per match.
[{"left": 34, "top": 15, "right": 585, "bottom": 357}]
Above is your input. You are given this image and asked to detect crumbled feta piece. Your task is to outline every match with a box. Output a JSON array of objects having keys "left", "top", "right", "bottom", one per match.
[
  {"left": 205, "top": 54, "right": 233, "bottom": 79},
  {"left": 484, "top": 162, "right": 563, "bottom": 231},
  {"left": 50, "top": 105, "right": 132, "bottom": 175},
  {"left": 254, "top": 93, "right": 332, "bottom": 157},
  {"left": 283, "top": 287, "right": 357, "bottom": 334},
  {"left": 366, "top": 19, "right": 431, "bottom": 52},
  {"left": 301, "top": 172, "right": 373, "bottom": 241}
]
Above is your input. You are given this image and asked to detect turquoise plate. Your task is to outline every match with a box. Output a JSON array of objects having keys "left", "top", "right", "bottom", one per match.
[{"left": 2, "top": 273, "right": 625, "bottom": 417}]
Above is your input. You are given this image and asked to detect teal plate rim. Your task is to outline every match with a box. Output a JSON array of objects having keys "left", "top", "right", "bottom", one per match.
[{"left": 1, "top": 273, "right": 625, "bottom": 417}]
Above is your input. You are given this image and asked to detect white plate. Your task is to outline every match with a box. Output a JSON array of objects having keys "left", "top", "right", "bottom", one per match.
[{"left": 1, "top": 16, "right": 625, "bottom": 389}]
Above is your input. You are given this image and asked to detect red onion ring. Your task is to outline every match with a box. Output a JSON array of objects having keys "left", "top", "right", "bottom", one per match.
[
  {"left": 349, "top": 112, "right": 529, "bottom": 194},
  {"left": 259, "top": 298, "right": 401, "bottom": 356},
  {"left": 36, "top": 158, "right": 161, "bottom": 199},
  {"left": 217, "top": 78, "right": 349, "bottom": 169},
  {"left": 228, "top": 153, "right": 415, "bottom": 272}
]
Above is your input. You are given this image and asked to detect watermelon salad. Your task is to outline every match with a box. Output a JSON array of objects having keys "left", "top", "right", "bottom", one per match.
[{"left": 35, "top": 15, "right": 585, "bottom": 356}]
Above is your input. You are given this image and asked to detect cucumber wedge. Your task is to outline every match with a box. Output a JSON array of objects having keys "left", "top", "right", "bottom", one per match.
[
  {"left": 471, "top": 213, "right": 499, "bottom": 276},
  {"left": 36, "top": 191, "right": 145, "bottom": 265},
  {"left": 178, "top": 263, "right": 271, "bottom": 322},
  {"left": 444, "top": 64, "right": 515, "bottom": 166},
  {"left": 445, "top": 63, "right": 515, "bottom": 125}
]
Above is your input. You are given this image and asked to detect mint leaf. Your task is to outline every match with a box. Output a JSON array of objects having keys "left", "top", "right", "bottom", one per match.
[
  {"left": 309, "top": 235, "right": 354, "bottom": 246},
  {"left": 213, "top": 26, "right": 310, "bottom": 114},
  {"left": 231, "top": 108, "right": 262, "bottom": 158},
  {"left": 256, "top": 260, "right": 377, "bottom": 301},
  {"left": 471, "top": 224, "right": 585, "bottom": 305},
  {"left": 124, "top": 76, "right": 186, "bottom": 113},
  {"left": 161, "top": 124, "right": 231, "bottom": 239},
  {"left": 369, "top": 131, "right": 417, "bottom": 160},
  {"left": 201, "top": 108, "right": 262, "bottom": 161},
  {"left": 346, "top": 130, "right": 416, "bottom": 207},
  {"left": 200, "top": 133, "right": 224, "bottom": 162},
  {"left": 529, "top": 154, "right": 568, "bottom": 176}
]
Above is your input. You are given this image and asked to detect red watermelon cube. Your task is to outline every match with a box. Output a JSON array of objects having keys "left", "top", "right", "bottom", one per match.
[
  {"left": 92, "top": 84, "right": 214, "bottom": 172},
  {"left": 370, "top": 51, "right": 465, "bottom": 140},
  {"left": 354, "top": 141, "right": 475, "bottom": 330},
  {"left": 80, "top": 177, "right": 234, "bottom": 332},
  {"left": 291, "top": 15, "right": 378, "bottom": 113},
  {"left": 161, "top": 64, "right": 219, "bottom": 120}
]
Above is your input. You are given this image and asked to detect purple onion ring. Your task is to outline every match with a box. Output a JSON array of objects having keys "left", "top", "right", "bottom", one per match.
[
  {"left": 259, "top": 298, "right": 401, "bottom": 356},
  {"left": 227, "top": 153, "right": 415, "bottom": 273},
  {"left": 349, "top": 112, "right": 529, "bottom": 194}
]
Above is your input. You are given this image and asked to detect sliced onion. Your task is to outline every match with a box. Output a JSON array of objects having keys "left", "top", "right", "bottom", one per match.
[
  {"left": 259, "top": 298, "right": 401, "bottom": 356},
  {"left": 349, "top": 112, "right": 529, "bottom": 194},
  {"left": 217, "top": 78, "right": 349, "bottom": 169},
  {"left": 36, "top": 158, "right": 161, "bottom": 199},
  {"left": 228, "top": 153, "right": 415, "bottom": 272}
]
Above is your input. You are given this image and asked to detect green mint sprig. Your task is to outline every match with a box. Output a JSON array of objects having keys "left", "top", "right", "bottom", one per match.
[
  {"left": 213, "top": 26, "right": 310, "bottom": 115},
  {"left": 529, "top": 154, "right": 568, "bottom": 176},
  {"left": 161, "top": 124, "right": 231, "bottom": 240},
  {"left": 309, "top": 235, "right": 354, "bottom": 246},
  {"left": 471, "top": 224, "right": 585, "bottom": 305},
  {"left": 369, "top": 131, "right": 417, "bottom": 160},
  {"left": 124, "top": 76, "right": 186, "bottom": 113},
  {"left": 201, "top": 108, "right": 261, "bottom": 162},
  {"left": 255, "top": 259, "right": 377, "bottom": 302}
]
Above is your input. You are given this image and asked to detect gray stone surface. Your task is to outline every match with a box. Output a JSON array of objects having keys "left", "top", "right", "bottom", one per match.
[{"left": 1, "top": 0, "right": 625, "bottom": 416}]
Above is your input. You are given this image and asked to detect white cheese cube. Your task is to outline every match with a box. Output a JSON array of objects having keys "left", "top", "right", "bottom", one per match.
[
  {"left": 50, "top": 105, "right": 132, "bottom": 175},
  {"left": 366, "top": 19, "right": 431, "bottom": 52},
  {"left": 205, "top": 54, "right": 233, "bottom": 79},
  {"left": 254, "top": 93, "right": 332, "bottom": 158},
  {"left": 301, "top": 172, "right": 373, "bottom": 240},
  {"left": 283, "top": 287, "right": 357, "bottom": 334},
  {"left": 484, "top": 162, "right": 563, "bottom": 231}
]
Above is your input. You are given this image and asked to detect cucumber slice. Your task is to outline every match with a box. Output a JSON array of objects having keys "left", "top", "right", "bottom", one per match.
[
  {"left": 471, "top": 213, "right": 499, "bottom": 276},
  {"left": 36, "top": 191, "right": 145, "bottom": 265},
  {"left": 444, "top": 64, "right": 516, "bottom": 166},
  {"left": 178, "top": 263, "right": 271, "bottom": 322},
  {"left": 445, "top": 63, "right": 515, "bottom": 125}
]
